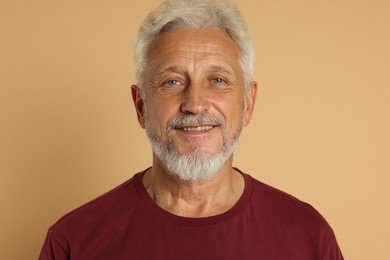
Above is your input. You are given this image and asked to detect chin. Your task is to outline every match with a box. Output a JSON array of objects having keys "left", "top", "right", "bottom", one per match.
[{"left": 152, "top": 142, "right": 236, "bottom": 182}]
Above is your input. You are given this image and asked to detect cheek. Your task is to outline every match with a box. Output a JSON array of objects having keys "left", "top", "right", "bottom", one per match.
[
  {"left": 211, "top": 93, "right": 244, "bottom": 125},
  {"left": 147, "top": 98, "right": 180, "bottom": 129}
]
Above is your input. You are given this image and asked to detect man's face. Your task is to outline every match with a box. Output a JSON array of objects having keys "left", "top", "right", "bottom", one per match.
[{"left": 132, "top": 27, "right": 256, "bottom": 180}]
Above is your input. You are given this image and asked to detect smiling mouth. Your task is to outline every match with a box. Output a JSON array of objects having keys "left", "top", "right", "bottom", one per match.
[{"left": 180, "top": 125, "right": 215, "bottom": 132}]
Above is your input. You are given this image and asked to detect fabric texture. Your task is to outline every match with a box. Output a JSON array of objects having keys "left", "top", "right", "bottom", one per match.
[{"left": 39, "top": 168, "right": 343, "bottom": 259}]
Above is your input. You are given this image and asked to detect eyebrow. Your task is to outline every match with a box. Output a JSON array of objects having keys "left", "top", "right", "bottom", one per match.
[
  {"left": 149, "top": 64, "right": 236, "bottom": 84},
  {"left": 150, "top": 66, "right": 181, "bottom": 84},
  {"left": 208, "top": 65, "right": 235, "bottom": 76}
]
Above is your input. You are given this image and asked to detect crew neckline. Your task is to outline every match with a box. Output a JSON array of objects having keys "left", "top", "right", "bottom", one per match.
[{"left": 134, "top": 168, "right": 253, "bottom": 226}]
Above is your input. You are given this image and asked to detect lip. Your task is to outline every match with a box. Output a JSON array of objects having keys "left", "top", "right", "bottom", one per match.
[
  {"left": 175, "top": 125, "right": 218, "bottom": 134},
  {"left": 181, "top": 125, "right": 214, "bottom": 131}
]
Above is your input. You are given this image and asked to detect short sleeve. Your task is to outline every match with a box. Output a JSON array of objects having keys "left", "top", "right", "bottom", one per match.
[
  {"left": 39, "top": 228, "right": 69, "bottom": 260},
  {"left": 319, "top": 224, "right": 344, "bottom": 260}
]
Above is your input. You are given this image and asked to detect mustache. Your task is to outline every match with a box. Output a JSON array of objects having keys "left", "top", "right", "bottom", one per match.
[{"left": 167, "top": 114, "right": 224, "bottom": 131}]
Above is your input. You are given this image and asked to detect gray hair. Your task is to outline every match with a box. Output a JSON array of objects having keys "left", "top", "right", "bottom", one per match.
[{"left": 134, "top": 0, "right": 254, "bottom": 94}]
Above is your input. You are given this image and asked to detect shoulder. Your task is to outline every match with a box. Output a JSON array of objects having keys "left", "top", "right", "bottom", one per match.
[
  {"left": 242, "top": 171, "right": 333, "bottom": 233},
  {"left": 240, "top": 171, "right": 343, "bottom": 259},
  {"left": 48, "top": 171, "right": 144, "bottom": 238}
]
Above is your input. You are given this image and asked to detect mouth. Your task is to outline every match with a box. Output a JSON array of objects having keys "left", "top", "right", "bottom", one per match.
[{"left": 178, "top": 125, "right": 215, "bottom": 132}]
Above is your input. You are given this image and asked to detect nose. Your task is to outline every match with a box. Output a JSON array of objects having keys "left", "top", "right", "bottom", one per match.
[{"left": 180, "top": 82, "right": 210, "bottom": 115}]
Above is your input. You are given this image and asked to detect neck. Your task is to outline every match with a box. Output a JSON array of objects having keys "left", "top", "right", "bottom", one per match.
[{"left": 142, "top": 156, "right": 244, "bottom": 217}]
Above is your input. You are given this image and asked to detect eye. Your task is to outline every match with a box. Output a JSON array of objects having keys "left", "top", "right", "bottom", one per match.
[
  {"left": 165, "top": 79, "right": 180, "bottom": 86},
  {"left": 212, "top": 78, "right": 225, "bottom": 84}
]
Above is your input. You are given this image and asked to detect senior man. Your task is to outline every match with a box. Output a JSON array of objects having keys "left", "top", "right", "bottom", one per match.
[{"left": 40, "top": 0, "right": 343, "bottom": 259}]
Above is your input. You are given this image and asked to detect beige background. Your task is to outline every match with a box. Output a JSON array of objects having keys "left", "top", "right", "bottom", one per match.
[{"left": 1, "top": 0, "right": 389, "bottom": 259}]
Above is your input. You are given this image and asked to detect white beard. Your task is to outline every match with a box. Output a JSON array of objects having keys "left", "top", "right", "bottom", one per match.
[{"left": 144, "top": 112, "right": 243, "bottom": 182}]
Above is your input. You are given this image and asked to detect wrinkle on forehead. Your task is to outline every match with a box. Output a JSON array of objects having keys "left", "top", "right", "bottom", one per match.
[
  {"left": 144, "top": 27, "right": 242, "bottom": 84},
  {"left": 147, "top": 27, "right": 239, "bottom": 62}
]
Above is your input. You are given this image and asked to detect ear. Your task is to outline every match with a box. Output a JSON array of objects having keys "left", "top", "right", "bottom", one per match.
[
  {"left": 131, "top": 85, "right": 146, "bottom": 129},
  {"left": 243, "top": 81, "right": 258, "bottom": 126}
]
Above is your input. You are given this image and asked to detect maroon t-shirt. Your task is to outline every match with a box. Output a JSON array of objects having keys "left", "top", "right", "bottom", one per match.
[{"left": 39, "top": 169, "right": 343, "bottom": 259}]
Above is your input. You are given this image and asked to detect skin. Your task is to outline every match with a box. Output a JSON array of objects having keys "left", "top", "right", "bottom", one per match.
[{"left": 132, "top": 27, "right": 257, "bottom": 217}]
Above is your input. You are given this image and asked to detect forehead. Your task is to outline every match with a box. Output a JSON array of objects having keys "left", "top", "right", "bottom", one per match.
[{"left": 146, "top": 27, "right": 241, "bottom": 69}]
